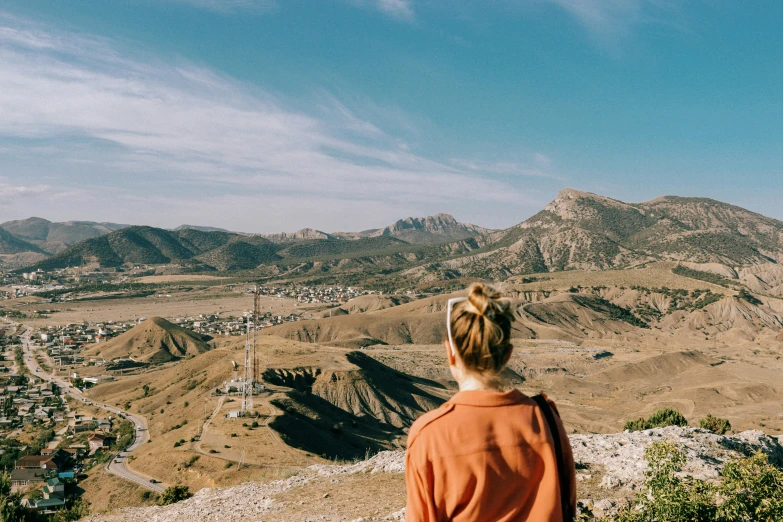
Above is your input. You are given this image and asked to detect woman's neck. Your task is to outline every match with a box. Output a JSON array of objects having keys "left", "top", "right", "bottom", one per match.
[{"left": 457, "top": 372, "right": 504, "bottom": 392}]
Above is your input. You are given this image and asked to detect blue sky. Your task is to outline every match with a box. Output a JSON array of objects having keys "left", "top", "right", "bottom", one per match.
[{"left": 0, "top": 1, "right": 781, "bottom": 232}]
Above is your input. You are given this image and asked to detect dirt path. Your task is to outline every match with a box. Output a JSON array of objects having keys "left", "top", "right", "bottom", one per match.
[{"left": 190, "top": 393, "right": 310, "bottom": 469}]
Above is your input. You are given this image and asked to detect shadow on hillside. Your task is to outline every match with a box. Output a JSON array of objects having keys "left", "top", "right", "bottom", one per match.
[{"left": 269, "top": 391, "right": 402, "bottom": 461}]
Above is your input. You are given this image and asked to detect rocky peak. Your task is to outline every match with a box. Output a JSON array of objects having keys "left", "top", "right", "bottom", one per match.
[{"left": 264, "top": 228, "right": 335, "bottom": 242}]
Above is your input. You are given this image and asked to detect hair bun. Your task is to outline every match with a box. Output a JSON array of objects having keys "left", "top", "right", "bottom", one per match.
[{"left": 467, "top": 283, "right": 497, "bottom": 317}]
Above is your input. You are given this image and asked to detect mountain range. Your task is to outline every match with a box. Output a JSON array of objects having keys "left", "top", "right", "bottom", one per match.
[{"left": 10, "top": 190, "right": 783, "bottom": 287}]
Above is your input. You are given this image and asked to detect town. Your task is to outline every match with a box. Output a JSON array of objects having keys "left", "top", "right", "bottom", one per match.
[{"left": 0, "top": 327, "right": 126, "bottom": 516}]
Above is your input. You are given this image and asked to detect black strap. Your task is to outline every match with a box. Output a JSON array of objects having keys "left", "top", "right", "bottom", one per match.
[{"left": 532, "top": 394, "right": 573, "bottom": 522}]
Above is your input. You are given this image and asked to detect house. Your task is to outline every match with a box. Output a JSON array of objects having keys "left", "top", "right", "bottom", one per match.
[
  {"left": 23, "top": 477, "right": 66, "bottom": 512},
  {"left": 16, "top": 452, "right": 69, "bottom": 472},
  {"left": 69, "top": 419, "right": 95, "bottom": 433},
  {"left": 10, "top": 468, "right": 48, "bottom": 487},
  {"left": 88, "top": 432, "right": 108, "bottom": 451},
  {"left": 44, "top": 476, "right": 65, "bottom": 495}
]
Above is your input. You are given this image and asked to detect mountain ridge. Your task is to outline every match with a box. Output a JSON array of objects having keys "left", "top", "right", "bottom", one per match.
[{"left": 15, "top": 191, "right": 783, "bottom": 287}]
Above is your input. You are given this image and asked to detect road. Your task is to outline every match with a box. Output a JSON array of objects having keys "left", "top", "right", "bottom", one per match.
[{"left": 12, "top": 322, "right": 166, "bottom": 493}]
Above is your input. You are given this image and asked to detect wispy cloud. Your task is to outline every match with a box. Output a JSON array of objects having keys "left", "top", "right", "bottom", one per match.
[
  {"left": 345, "top": 0, "right": 415, "bottom": 20},
  {"left": 376, "top": 0, "right": 414, "bottom": 19},
  {"left": 0, "top": 179, "right": 51, "bottom": 201},
  {"left": 542, "top": 0, "right": 684, "bottom": 47},
  {"left": 450, "top": 154, "right": 562, "bottom": 180},
  {"left": 156, "top": 0, "right": 276, "bottom": 14},
  {"left": 0, "top": 13, "right": 547, "bottom": 230}
]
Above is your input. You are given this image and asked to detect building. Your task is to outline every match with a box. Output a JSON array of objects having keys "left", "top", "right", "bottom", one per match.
[
  {"left": 16, "top": 451, "right": 70, "bottom": 472},
  {"left": 23, "top": 477, "right": 66, "bottom": 513},
  {"left": 88, "top": 432, "right": 108, "bottom": 451},
  {"left": 10, "top": 468, "right": 48, "bottom": 487}
]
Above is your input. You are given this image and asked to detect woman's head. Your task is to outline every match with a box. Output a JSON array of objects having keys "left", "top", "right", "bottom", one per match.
[{"left": 448, "top": 283, "right": 515, "bottom": 375}]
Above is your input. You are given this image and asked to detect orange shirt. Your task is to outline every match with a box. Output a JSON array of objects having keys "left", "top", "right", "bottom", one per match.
[{"left": 405, "top": 389, "right": 576, "bottom": 522}]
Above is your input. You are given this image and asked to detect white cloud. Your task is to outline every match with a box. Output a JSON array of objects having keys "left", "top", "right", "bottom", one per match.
[
  {"left": 376, "top": 0, "right": 414, "bottom": 19},
  {"left": 0, "top": 181, "right": 50, "bottom": 200},
  {"left": 450, "top": 157, "right": 562, "bottom": 180},
  {"left": 156, "top": 0, "right": 275, "bottom": 13},
  {"left": 542, "top": 0, "right": 683, "bottom": 46},
  {"left": 0, "top": 13, "right": 550, "bottom": 230},
  {"left": 344, "top": 0, "right": 414, "bottom": 20}
]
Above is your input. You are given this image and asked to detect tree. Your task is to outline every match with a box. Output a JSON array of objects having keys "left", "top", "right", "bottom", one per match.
[
  {"left": 142, "top": 384, "right": 150, "bottom": 397},
  {"left": 0, "top": 472, "right": 28, "bottom": 522},
  {"left": 158, "top": 485, "right": 193, "bottom": 506},
  {"left": 52, "top": 499, "right": 90, "bottom": 522}
]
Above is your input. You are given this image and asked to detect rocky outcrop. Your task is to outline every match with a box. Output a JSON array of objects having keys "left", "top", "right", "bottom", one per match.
[
  {"left": 85, "top": 427, "right": 783, "bottom": 521},
  {"left": 264, "top": 228, "right": 335, "bottom": 242}
]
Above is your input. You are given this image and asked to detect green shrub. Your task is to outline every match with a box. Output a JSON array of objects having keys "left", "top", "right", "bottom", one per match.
[
  {"left": 183, "top": 455, "right": 200, "bottom": 468},
  {"left": 699, "top": 414, "right": 731, "bottom": 435},
  {"left": 158, "top": 485, "right": 193, "bottom": 506},
  {"left": 717, "top": 452, "right": 783, "bottom": 520},
  {"left": 737, "top": 288, "right": 763, "bottom": 306},
  {"left": 52, "top": 498, "right": 91, "bottom": 522},
  {"left": 613, "top": 442, "right": 716, "bottom": 522},
  {"left": 624, "top": 408, "right": 688, "bottom": 432},
  {"left": 606, "top": 444, "right": 783, "bottom": 522}
]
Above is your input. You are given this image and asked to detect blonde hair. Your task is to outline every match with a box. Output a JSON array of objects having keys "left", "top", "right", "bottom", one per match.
[{"left": 450, "top": 283, "right": 515, "bottom": 374}]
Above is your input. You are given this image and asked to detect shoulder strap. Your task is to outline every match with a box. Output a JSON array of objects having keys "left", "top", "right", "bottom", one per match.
[{"left": 532, "top": 394, "right": 573, "bottom": 522}]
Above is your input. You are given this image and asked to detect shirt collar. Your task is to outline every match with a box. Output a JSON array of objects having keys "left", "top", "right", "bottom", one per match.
[{"left": 448, "top": 388, "right": 527, "bottom": 407}]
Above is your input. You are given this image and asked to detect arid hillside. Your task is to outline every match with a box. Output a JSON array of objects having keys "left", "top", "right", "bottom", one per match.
[{"left": 84, "top": 317, "right": 212, "bottom": 364}]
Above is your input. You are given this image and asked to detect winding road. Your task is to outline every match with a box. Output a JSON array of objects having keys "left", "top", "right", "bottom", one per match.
[{"left": 11, "top": 321, "right": 166, "bottom": 493}]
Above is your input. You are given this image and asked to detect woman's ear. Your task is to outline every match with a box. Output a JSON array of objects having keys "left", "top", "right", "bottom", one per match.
[
  {"left": 502, "top": 344, "right": 514, "bottom": 366},
  {"left": 443, "top": 339, "right": 456, "bottom": 366}
]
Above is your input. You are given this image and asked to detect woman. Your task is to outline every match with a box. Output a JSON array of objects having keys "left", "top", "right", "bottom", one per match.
[{"left": 405, "top": 283, "right": 576, "bottom": 521}]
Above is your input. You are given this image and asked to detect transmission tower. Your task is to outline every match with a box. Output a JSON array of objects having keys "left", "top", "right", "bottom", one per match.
[
  {"left": 253, "top": 287, "right": 261, "bottom": 384},
  {"left": 241, "top": 310, "right": 253, "bottom": 414}
]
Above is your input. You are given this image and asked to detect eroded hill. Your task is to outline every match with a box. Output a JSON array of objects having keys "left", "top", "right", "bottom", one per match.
[{"left": 84, "top": 317, "right": 211, "bottom": 364}]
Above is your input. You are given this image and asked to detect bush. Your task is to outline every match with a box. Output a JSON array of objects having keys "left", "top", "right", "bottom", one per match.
[
  {"left": 606, "top": 443, "right": 783, "bottom": 522},
  {"left": 612, "top": 442, "right": 716, "bottom": 522},
  {"left": 183, "top": 455, "right": 200, "bottom": 468},
  {"left": 699, "top": 414, "right": 731, "bottom": 435},
  {"left": 52, "top": 499, "right": 91, "bottom": 522},
  {"left": 737, "top": 288, "right": 763, "bottom": 306},
  {"left": 158, "top": 485, "right": 193, "bottom": 506},
  {"left": 624, "top": 408, "right": 688, "bottom": 432},
  {"left": 718, "top": 452, "right": 783, "bottom": 520}
]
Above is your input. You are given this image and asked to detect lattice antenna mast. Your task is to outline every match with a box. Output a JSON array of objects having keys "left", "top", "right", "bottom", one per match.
[
  {"left": 241, "top": 308, "right": 253, "bottom": 414},
  {"left": 253, "top": 286, "right": 261, "bottom": 384}
]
